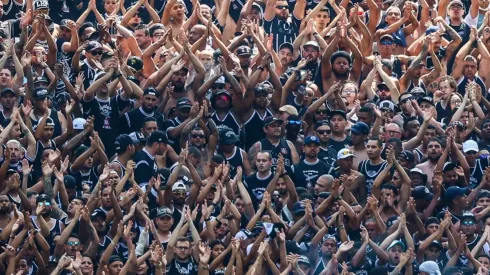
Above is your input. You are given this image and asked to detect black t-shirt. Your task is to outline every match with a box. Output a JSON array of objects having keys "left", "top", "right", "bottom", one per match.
[
  {"left": 244, "top": 172, "right": 274, "bottom": 207},
  {"left": 82, "top": 95, "right": 130, "bottom": 157},
  {"left": 329, "top": 136, "right": 352, "bottom": 153},
  {"left": 291, "top": 159, "right": 333, "bottom": 189},
  {"left": 133, "top": 148, "right": 158, "bottom": 186}
]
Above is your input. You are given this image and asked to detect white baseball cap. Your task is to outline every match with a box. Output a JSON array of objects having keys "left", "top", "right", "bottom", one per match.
[
  {"left": 463, "top": 140, "right": 479, "bottom": 153},
  {"left": 73, "top": 118, "right": 86, "bottom": 130}
]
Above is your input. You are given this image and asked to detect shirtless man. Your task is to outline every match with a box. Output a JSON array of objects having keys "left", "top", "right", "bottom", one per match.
[
  {"left": 415, "top": 138, "right": 443, "bottom": 183},
  {"left": 321, "top": 24, "right": 363, "bottom": 94},
  {"left": 349, "top": 122, "right": 369, "bottom": 169}
]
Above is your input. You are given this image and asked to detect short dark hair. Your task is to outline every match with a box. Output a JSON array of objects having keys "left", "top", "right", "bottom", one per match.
[
  {"left": 135, "top": 24, "right": 149, "bottom": 35},
  {"left": 212, "top": 155, "right": 224, "bottom": 164},
  {"left": 381, "top": 184, "right": 398, "bottom": 196},
  {"left": 386, "top": 138, "right": 402, "bottom": 151},
  {"left": 188, "top": 146, "right": 201, "bottom": 158},
  {"left": 176, "top": 237, "right": 190, "bottom": 244},
  {"left": 149, "top": 23, "right": 164, "bottom": 37},
  {"left": 368, "top": 137, "right": 383, "bottom": 148},
  {"left": 359, "top": 106, "right": 374, "bottom": 117}
]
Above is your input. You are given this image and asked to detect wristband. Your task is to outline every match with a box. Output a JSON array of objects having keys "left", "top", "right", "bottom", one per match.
[
  {"left": 257, "top": 66, "right": 264, "bottom": 71},
  {"left": 200, "top": 264, "right": 210, "bottom": 270},
  {"left": 204, "top": 218, "right": 210, "bottom": 222},
  {"left": 335, "top": 196, "right": 342, "bottom": 201}
]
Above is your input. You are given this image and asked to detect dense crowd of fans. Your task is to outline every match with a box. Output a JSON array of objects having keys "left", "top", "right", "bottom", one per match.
[{"left": 0, "top": 0, "right": 490, "bottom": 273}]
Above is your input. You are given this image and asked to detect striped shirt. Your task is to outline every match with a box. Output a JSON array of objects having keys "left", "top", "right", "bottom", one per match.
[{"left": 263, "top": 15, "right": 301, "bottom": 52}]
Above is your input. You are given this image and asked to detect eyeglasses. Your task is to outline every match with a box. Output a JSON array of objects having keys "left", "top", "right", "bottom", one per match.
[
  {"left": 316, "top": 110, "right": 327, "bottom": 115},
  {"left": 66, "top": 241, "right": 80, "bottom": 246},
  {"left": 212, "top": 84, "right": 225, "bottom": 89},
  {"left": 317, "top": 130, "right": 331, "bottom": 135},
  {"left": 176, "top": 246, "right": 190, "bottom": 250},
  {"left": 191, "top": 134, "right": 205, "bottom": 138},
  {"left": 91, "top": 50, "right": 103, "bottom": 56},
  {"left": 276, "top": 5, "right": 288, "bottom": 9},
  {"left": 288, "top": 120, "right": 301, "bottom": 125}
]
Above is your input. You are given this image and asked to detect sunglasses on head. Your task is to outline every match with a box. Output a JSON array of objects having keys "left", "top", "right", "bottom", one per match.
[
  {"left": 380, "top": 40, "right": 394, "bottom": 45},
  {"left": 276, "top": 5, "right": 288, "bottom": 9},
  {"left": 91, "top": 50, "right": 103, "bottom": 56},
  {"left": 191, "top": 134, "right": 205, "bottom": 138},
  {"left": 317, "top": 129, "right": 331, "bottom": 134}
]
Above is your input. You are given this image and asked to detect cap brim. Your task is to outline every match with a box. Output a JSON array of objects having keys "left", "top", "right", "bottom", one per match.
[{"left": 464, "top": 149, "right": 479, "bottom": 153}]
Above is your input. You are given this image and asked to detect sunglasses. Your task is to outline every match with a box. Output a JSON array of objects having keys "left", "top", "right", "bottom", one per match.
[
  {"left": 66, "top": 241, "right": 80, "bottom": 246},
  {"left": 191, "top": 134, "right": 205, "bottom": 138},
  {"left": 400, "top": 97, "right": 412, "bottom": 104},
  {"left": 216, "top": 95, "right": 229, "bottom": 101},
  {"left": 462, "top": 220, "right": 475, "bottom": 226},
  {"left": 173, "top": 191, "right": 186, "bottom": 196},
  {"left": 316, "top": 110, "right": 327, "bottom": 115},
  {"left": 91, "top": 50, "right": 103, "bottom": 56},
  {"left": 288, "top": 120, "right": 301, "bottom": 125},
  {"left": 276, "top": 5, "right": 288, "bottom": 9},
  {"left": 317, "top": 130, "right": 331, "bottom": 135},
  {"left": 212, "top": 84, "right": 225, "bottom": 89},
  {"left": 38, "top": 201, "right": 51, "bottom": 206}
]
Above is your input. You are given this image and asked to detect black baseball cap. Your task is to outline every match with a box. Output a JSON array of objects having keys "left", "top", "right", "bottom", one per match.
[
  {"left": 263, "top": 117, "right": 283, "bottom": 127},
  {"left": 63, "top": 175, "right": 76, "bottom": 189},
  {"left": 329, "top": 110, "right": 347, "bottom": 120},
  {"left": 36, "top": 194, "right": 50, "bottom": 203},
  {"left": 148, "top": 130, "right": 173, "bottom": 145},
  {"left": 236, "top": 45, "right": 252, "bottom": 56},
  {"left": 86, "top": 41, "right": 103, "bottom": 52},
  {"left": 115, "top": 134, "right": 136, "bottom": 153},
  {"left": 143, "top": 87, "right": 157, "bottom": 97},
  {"left": 127, "top": 56, "right": 143, "bottom": 72},
  {"left": 33, "top": 88, "right": 51, "bottom": 100},
  {"left": 279, "top": 42, "right": 294, "bottom": 52},
  {"left": 219, "top": 128, "right": 239, "bottom": 145},
  {"left": 91, "top": 209, "right": 107, "bottom": 220},
  {"left": 1, "top": 88, "right": 15, "bottom": 97},
  {"left": 176, "top": 98, "right": 192, "bottom": 109}
]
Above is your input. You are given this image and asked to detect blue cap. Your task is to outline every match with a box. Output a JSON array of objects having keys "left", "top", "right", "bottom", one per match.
[
  {"left": 351, "top": 122, "right": 370, "bottom": 135},
  {"left": 425, "top": 26, "right": 440, "bottom": 35},
  {"left": 292, "top": 202, "right": 305, "bottom": 215},
  {"left": 304, "top": 135, "right": 320, "bottom": 145},
  {"left": 444, "top": 186, "right": 470, "bottom": 202}
]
